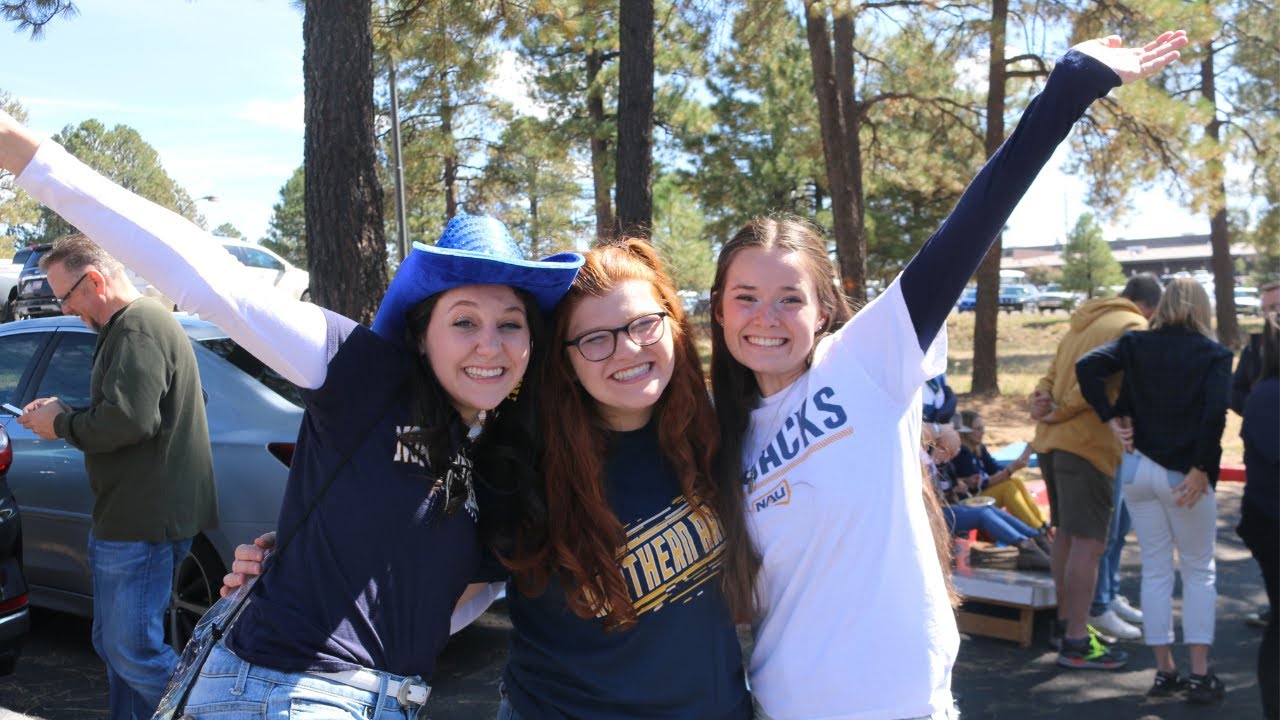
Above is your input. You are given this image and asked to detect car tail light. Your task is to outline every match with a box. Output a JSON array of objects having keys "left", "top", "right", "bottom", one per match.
[
  {"left": 0, "top": 428, "right": 11, "bottom": 474},
  {"left": 16, "top": 274, "right": 46, "bottom": 297},
  {"left": 0, "top": 593, "right": 26, "bottom": 613},
  {"left": 267, "top": 442, "right": 295, "bottom": 468}
]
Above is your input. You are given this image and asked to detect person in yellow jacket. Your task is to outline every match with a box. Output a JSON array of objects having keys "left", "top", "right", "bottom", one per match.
[{"left": 1031, "top": 274, "right": 1161, "bottom": 669}]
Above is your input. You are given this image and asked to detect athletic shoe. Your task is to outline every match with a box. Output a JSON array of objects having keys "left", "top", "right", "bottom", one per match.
[
  {"left": 1088, "top": 608, "right": 1141, "bottom": 641},
  {"left": 1048, "top": 620, "right": 1115, "bottom": 650},
  {"left": 1245, "top": 606, "right": 1270, "bottom": 629},
  {"left": 1056, "top": 633, "right": 1128, "bottom": 670},
  {"left": 1185, "top": 672, "right": 1225, "bottom": 704},
  {"left": 1147, "top": 670, "right": 1185, "bottom": 697},
  {"left": 1110, "top": 595, "right": 1143, "bottom": 624}
]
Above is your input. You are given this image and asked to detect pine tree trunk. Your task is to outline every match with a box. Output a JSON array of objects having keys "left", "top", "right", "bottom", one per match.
[
  {"left": 832, "top": 8, "right": 866, "bottom": 299},
  {"left": 1201, "top": 43, "right": 1239, "bottom": 348},
  {"left": 586, "top": 48, "right": 614, "bottom": 241},
  {"left": 615, "top": 0, "right": 654, "bottom": 238},
  {"left": 971, "top": 0, "right": 1007, "bottom": 395},
  {"left": 804, "top": 4, "right": 861, "bottom": 300},
  {"left": 303, "top": 0, "right": 387, "bottom": 325}
]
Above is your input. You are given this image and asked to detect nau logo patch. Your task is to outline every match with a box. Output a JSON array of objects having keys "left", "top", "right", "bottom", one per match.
[{"left": 751, "top": 479, "right": 791, "bottom": 513}]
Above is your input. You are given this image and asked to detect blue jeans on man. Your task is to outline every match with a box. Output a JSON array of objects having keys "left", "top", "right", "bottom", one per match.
[
  {"left": 1092, "top": 453, "right": 1134, "bottom": 617},
  {"left": 88, "top": 532, "right": 191, "bottom": 720}
]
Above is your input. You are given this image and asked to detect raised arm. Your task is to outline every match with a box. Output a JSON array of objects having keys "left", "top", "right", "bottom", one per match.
[
  {"left": 900, "top": 31, "right": 1188, "bottom": 351},
  {"left": 0, "top": 112, "right": 333, "bottom": 389}
]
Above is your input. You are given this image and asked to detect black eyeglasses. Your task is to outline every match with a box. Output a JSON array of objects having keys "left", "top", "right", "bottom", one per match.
[
  {"left": 564, "top": 311, "right": 668, "bottom": 362},
  {"left": 57, "top": 273, "right": 90, "bottom": 305}
]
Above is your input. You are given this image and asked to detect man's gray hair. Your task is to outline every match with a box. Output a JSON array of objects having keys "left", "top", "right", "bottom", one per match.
[{"left": 39, "top": 233, "right": 126, "bottom": 279}]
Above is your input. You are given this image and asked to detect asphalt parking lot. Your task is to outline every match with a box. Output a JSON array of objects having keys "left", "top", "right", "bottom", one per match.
[{"left": 0, "top": 482, "right": 1268, "bottom": 720}]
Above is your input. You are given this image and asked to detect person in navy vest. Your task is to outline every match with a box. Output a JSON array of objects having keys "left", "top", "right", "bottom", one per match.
[{"left": 0, "top": 111, "right": 585, "bottom": 719}]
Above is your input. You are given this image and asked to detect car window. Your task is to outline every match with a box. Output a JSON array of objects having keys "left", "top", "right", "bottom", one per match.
[
  {"left": 196, "top": 337, "right": 302, "bottom": 407},
  {"left": 11, "top": 248, "right": 31, "bottom": 267},
  {"left": 21, "top": 248, "right": 48, "bottom": 272},
  {"left": 34, "top": 333, "right": 96, "bottom": 409},
  {"left": 241, "top": 248, "right": 284, "bottom": 272},
  {"left": 0, "top": 332, "right": 48, "bottom": 406}
]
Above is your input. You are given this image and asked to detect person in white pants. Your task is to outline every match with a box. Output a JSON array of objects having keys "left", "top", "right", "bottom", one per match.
[{"left": 1076, "top": 278, "right": 1233, "bottom": 704}]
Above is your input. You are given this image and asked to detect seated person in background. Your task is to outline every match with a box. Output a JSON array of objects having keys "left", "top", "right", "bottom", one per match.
[
  {"left": 952, "top": 409, "right": 1047, "bottom": 532},
  {"left": 923, "top": 373, "right": 957, "bottom": 424},
  {"left": 927, "top": 425, "right": 1052, "bottom": 570}
]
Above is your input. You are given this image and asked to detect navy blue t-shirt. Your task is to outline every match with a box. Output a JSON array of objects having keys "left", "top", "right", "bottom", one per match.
[
  {"left": 225, "top": 317, "right": 482, "bottom": 679},
  {"left": 503, "top": 423, "right": 750, "bottom": 719}
]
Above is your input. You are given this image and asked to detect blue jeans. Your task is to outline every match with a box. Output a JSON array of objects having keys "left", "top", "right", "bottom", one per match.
[
  {"left": 1091, "top": 454, "right": 1133, "bottom": 616},
  {"left": 88, "top": 532, "right": 191, "bottom": 720},
  {"left": 184, "top": 642, "right": 426, "bottom": 719},
  {"left": 945, "top": 504, "right": 1038, "bottom": 545}
]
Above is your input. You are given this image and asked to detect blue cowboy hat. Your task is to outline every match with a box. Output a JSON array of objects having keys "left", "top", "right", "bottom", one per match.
[{"left": 372, "top": 214, "right": 584, "bottom": 344}]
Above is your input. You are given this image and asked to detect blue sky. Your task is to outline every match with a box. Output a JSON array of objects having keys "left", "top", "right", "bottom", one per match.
[{"left": 2, "top": 1, "right": 1203, "bottom": 248}]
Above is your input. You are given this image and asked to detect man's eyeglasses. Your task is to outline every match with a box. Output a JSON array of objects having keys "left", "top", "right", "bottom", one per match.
[
  {"left": 564, "top": 312, "right": 668, "bottom": 362},
  {"left": 57, "top": 273, "right": 90, "bottom": 305}
]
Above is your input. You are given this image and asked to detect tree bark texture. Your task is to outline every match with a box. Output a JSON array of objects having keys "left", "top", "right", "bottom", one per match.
[
  {"left": 303, "top": 0, "right": 387, "bottom": 325},
  {"left": 804, "top": 4, "right": 863, "bottom": 301},
  {"left": 615, "top": 0, "right": 654, "bottom": 238},
  {"left": 832, "top": 8, "right": 866, "bottom": 299},
  {"left": 1201, "top": 42, "right": 1239, "bottom": 348},
  {"left": 587, "top": 48, "right": 615, "bottom": 240},
  {"left": 971, "top": 0, "right": 1008, "bottom": 395}
]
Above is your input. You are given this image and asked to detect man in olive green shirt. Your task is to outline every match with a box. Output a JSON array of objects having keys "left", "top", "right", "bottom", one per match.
[{"left": 19, "top": 234, "right": 216, "bottom": 720}]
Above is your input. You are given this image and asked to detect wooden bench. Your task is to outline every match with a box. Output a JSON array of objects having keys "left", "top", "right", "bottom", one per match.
[{"left": 952, "top": 538, "right": 1056, "bottom": 647}]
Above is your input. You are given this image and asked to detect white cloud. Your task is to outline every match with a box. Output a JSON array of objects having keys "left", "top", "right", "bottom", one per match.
[{"left": 238, "top": 96, "right": 305, "bottom": 131}]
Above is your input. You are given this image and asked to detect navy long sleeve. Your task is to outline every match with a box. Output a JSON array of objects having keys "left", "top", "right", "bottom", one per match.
[{"left": 899, "top": 50, "right": 1121, "bottom": 351}]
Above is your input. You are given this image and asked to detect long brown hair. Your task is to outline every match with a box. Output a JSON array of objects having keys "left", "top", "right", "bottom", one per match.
[
  {"left": 505, "top": 238, "right": 760, "bottom": 630},
  {"left": 710, "top": 216, "right": 955, "bottom": 603}
]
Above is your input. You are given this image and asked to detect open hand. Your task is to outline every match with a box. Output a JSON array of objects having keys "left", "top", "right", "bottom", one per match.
[
  {"left": 1072, "top": 30, "right": 1189, "bottom": 85},
  {"left": 1173, "top": 468, "right": 1210, "bottom": 508},
  {"left": 1109, "top": 417, "right": 1134, "bottom": 452}
]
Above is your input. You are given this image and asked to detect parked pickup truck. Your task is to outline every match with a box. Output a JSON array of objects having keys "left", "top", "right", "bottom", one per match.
[{"left": 1034, "top": 283, "right": 1084, "bottom": 313}]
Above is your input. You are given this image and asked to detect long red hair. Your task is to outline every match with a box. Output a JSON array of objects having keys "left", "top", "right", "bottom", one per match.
[{"left": 504, "top": 239, "right": 757, "bottom": 629}]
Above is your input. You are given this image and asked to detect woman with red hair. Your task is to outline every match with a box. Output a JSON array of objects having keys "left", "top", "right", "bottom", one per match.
[{"left": 493, "top": 238, "right": 758, "bottom": 718}]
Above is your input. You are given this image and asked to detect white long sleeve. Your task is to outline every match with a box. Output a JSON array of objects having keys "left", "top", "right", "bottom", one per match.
[{"left": 17, "top": 141, "right": 334, "bottom": 389}]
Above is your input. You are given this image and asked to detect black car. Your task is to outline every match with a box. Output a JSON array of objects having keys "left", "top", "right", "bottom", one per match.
[
  {"left": 0, "top": 424, "right": 30, "bottom": 675},
  {"left": 11, "top": 243, "right": 59, "bottom": 322}
]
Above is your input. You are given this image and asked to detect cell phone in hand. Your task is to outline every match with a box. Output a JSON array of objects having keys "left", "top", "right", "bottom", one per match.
[{"left": 1, "top": 403, "right": 22, "bottom": 416}]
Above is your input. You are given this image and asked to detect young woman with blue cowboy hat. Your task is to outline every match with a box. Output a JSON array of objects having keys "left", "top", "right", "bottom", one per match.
[
  {"left": 224, "top": 239, "right": 760, "bottom": 718},
  {"left": 0, "top": 111, "right": 583, "bottom": 719}
]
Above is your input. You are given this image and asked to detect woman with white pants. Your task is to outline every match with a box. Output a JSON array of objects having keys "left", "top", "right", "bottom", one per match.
[{"left": 1076, "top": 278, "right": 1233, "bottom": 705}]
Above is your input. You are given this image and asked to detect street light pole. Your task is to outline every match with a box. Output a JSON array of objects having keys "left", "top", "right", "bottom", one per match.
[{"left": 385, "top": 3, "right": 409, "bottom": 262}]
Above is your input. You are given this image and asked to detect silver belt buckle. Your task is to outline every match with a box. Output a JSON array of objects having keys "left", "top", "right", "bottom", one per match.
[{"left": 396, "top": 676, "right": 431, "bottom": 710}]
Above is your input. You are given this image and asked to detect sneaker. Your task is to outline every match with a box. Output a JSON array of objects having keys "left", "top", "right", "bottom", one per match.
[
  {"left": 1147, "top": 670, "right": 1185, "bottom": 697},
  {"left": 1057, "top": 633, "right": 1128, "bottom": 670},
  {"left": 1110, "top": 595, "right": 1143, "bottom": 624},
  {"left": 1088, "top": 608, "right": 1141, "bottom": 640},
  {"left": 1185, "top": 672, "right": 1225, "bottom": 704},
  {"left": 1087, "top": 624, "right": 1118, "bottom": 645},
  {"left": 1245, "top": 606, "right": 1270, "bottom": 629}
]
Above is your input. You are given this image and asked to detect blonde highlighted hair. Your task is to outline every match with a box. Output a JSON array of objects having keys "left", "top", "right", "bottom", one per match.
[{"left": 1151, "top": 277, "right": 1214, "bottom": 339}]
